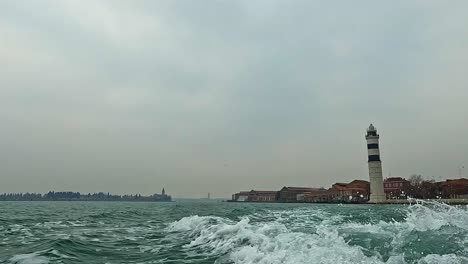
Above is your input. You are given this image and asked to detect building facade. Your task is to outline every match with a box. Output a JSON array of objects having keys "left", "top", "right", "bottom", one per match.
[
  {"left": 232, "top": 191, "right": 250, "bottom": 202},
  {"left": 328, "top": 180, "right": 370, "bottom": 202},
  {"left": 441, "top": 178, "right": 468, "bottom": 199},
  {"left": 277, "top": 187, "right": 325, "bottom": 203},
  {"left": 248, "top": 191, "right": 278, "bottom": 202},
  {"left": 365, "top": 124, "right": 386, "bottom": 203},
  {"left": 298, "top": 189, "right": 329, "bottom": 202},
  {"left": 384, "top": 177, "right": 410, "bottom": 199},
  {"left": 232, "top": 190, "right": 277, "bottom": 202}
]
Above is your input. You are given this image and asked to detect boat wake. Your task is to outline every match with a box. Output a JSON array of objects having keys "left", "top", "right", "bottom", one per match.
[{"left": 166, "top": 201, "right": 468, "bottom": 264}]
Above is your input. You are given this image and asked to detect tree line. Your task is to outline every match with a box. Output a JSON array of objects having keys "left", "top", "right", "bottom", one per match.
[
  {"left": 405, "top": 174, "right": 449, "bottom": 199},
  {"left": 0, "top": 191, "right": 171, "bottom": 201}
]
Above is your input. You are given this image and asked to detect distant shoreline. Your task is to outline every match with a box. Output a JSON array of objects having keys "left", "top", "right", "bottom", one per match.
[
  {"left": 0, "top": 200, "right": 174, "bottom": 202},
  {"left": 0, "top": 191, "right": 172, "bottom": 202}
]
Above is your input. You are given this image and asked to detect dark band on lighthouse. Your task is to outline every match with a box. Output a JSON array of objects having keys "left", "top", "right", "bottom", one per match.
[{"left": 368, "top": 155, "right": 380, "bottom": 162}]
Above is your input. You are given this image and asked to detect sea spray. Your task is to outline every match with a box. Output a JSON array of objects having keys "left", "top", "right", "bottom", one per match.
[
  {"left": 167, "top": 201, "right": 468, "bottom": 264},
  {"left": 405, "top": 200, "right": 468, "bottom": 231}
]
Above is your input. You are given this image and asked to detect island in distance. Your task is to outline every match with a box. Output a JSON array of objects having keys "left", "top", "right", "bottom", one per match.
[{"left": 0, "top": 188, "right": 171, "bottom": 202}]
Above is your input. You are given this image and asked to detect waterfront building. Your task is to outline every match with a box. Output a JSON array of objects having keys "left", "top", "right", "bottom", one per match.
[
  {"left": 248, "top": 191, "right": 277, "bottom": 202},
  {"left": 277, "top": 187, "right": 325, "bottom": 202},
  {"left": 296, "top": 180, "right": 369, "bottom": 203},
  {"left": 232, "top": 191, "right": 250, "bottom": 202},
  {"left": 365, "top": 124, "right": 386, "bottom": 203},
  {"left": 328, "top": 180, "right": 370, "bottom": 202},
  {"left": 298, "top": 189, "right": 329, "bottom": 203},
  {"left": 441, "top": 178, "right": 468, "bottom": 199},
  {"left": 384, "top": 177, "right": 410, "bottom": 199},
  {"left": 232, "top": 190, "right": 277, "bottom": 202}
]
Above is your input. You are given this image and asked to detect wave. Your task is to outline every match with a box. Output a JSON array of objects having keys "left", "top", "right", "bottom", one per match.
[
  {"left": 9, "top": 252, "right": 48, "bottom": 264},
  {"left": 405, "top": 200, "right": 468, "bottom": 231},
  {"left": 166, "top": 201, "right": 468, "bottom": 264},
  {"left": 8, "top": 249, "right": 74, "bottom": 264}
]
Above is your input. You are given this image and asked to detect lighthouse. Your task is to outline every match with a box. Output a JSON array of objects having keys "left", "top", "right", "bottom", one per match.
[{"left": 365, "top": 124, "right": 386, "bottom": 203}]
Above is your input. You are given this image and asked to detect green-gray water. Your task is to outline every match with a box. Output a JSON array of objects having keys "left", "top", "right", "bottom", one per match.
[{"left": 0, "top": 200, "right": 467, "bottom": 264}]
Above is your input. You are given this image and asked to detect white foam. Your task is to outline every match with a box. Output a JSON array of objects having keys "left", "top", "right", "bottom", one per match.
[
  {"left": 167, "top": 215, "right": 228, "bottom": 233},
  {"left": 405, "top": 201, "right": 468, "bottom": 231},
  {"left": 67, "top": 221, "right": 86, "bottom": 227},
  {"left": 168, "top": 215, "right": 384, "bottom": 263},
  {"left": 417, "top": 254, "right": 468, "bottom": 264},
  {"left": 167, "top": 201, "right": 468, "bottom": 264},
  {"left": 139, "top": 245, "right": 153, "bottom": 252},
  {"left": 49, "top": 250, "right": 74, "bottom": 259},
  {"left": 8, "top": 249, "right": 74, "bottom": 264},
  {"left": 9, "top": 252, "right": 49, "bottom": 264}
]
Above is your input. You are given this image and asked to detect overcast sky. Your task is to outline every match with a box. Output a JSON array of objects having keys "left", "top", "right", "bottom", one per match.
[{"left": 1, "top": 1, "right": 467, "bottom": 198}]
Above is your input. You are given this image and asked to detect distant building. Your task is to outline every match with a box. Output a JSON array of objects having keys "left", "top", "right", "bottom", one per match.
[
  {"left": 328, "top": 180, "right": 370, "bottom": 202},
  {"left": 232, "top": 191, "right": 250, "bottom": 202},
  {"left": 277, "top": 187, "right": 325, "bottom": 203},
  {"left": 248, "top": 191, "right": 277, "bottom": 202},
  {"left": 232, "top": 190, "right": 277, "bottom": 202},
  {"left": 295, "top": 180, "right": 370, "bottom": 203},
  {"left": 384, "top": 177, "right": 410, "bottom": 199},
  {"left": 365, "top": 124, "right": 386, "bottom": 203},
  {"left": 298, "top": 189, "right": 329, "bottom": 203},
  {"left": 441, "top": 178, "right": 468, "bottom": 199},
  {"left": 152, "top": 188, "right": 171, "bottom": 201}
]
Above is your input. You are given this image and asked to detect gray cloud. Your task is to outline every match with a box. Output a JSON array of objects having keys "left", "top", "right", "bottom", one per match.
[{"left": 1, "top": 0, "right": 467, "bottom": 197}]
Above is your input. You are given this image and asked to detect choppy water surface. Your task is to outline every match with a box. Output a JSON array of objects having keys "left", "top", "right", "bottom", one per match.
[{"left": 0, "top": 200, "right": 467, "bottom": 264}]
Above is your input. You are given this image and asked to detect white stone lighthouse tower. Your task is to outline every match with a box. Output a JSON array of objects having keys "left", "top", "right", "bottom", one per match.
[{"left": 365, "top": 124, "right": 386, "bottom": 203}]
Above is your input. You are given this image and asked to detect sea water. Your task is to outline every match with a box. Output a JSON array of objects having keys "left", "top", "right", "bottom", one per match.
[{"left": 0, "top": 200, "right": 467, "bottom": 264}]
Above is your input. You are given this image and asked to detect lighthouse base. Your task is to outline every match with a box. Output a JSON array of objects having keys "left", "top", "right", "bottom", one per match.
[
  {"left": 369, "top": 194, "right": 386, "bottom": 203},
  {"left": 368, "top": 161, "right": 386, "bottom": 203}
]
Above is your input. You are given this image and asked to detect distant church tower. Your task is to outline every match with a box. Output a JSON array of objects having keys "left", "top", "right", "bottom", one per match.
[
  {"left": 162, "top": 188, "right": 166, "bottom": 196},
  {"left": 365, "top": 124, "right": 386, "bottom": 203}
]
